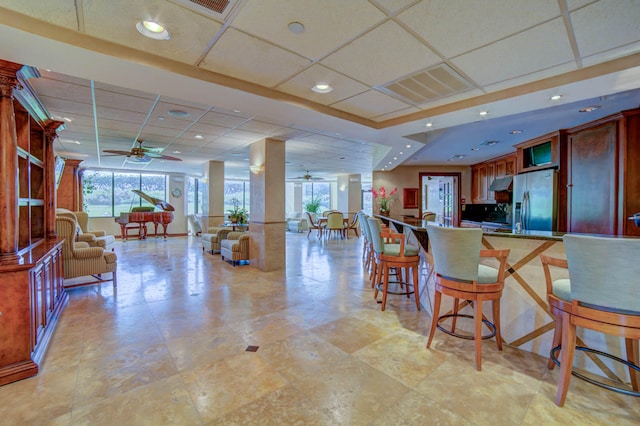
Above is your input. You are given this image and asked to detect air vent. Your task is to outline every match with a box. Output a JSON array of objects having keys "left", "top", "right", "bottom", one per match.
[
  {"left": 381, "top": 64, "right": 474, "bottom": 106},
  {"left": 170, "top": 0, "right": 238, "bottom": 21}
]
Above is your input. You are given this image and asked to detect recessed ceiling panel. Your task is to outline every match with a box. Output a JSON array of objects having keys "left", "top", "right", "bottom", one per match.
[{"left": 331, "top": 90, "right": 412, "bottom": 119}]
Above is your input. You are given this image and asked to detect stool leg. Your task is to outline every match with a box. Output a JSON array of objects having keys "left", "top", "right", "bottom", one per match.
[
  {"left": 405, "top": 266, "right": 411, "bottom": 299},
  {"left": 412, "top": 264, "right": 420, "bottom": 311},
  {"left": 625, "top": 338, "right": 639, "bottom": 391},
  {"left": 492, "top": 298, "right": 503, "bottom": 351},
  {"left": 381, "top": 263, "right": 389, "bottom": 311},
  {"left": 426, "top": 290, "right": 442, "bottom": 349},
  {"left": 548, "top": 315, "right": 562, "bottom": 370},
  {"left": 474, "top": 297, "right": 483, "bottom": 371},
  {"left": 556, "top": 312, "right": 576, "bottom": 406},
  {"left": 451, "top": 299, "right": 460, "bottom": 333}
]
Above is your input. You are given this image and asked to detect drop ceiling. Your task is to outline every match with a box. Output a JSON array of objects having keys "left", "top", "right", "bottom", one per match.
[{"left": 0, "top": 0, "right": 638, "bottom": 180}]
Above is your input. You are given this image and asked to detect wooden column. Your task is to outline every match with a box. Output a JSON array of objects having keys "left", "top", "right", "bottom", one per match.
[
  {"left": 43, "top": 120, "right": 63, "bottom": 237},
  {"left": 0, "top": 61, "right": 22, "bottom": 264},
  {"left": 56, "top": 158, "right": 83, "bottom": 211}
]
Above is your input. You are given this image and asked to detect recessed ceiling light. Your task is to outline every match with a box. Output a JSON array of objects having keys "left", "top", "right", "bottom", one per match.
[
  {"left": 288, "top": 21, "right": 305, "bottom": 34},
  {"left": 233, "top": 109, "right": 241, "bottom": 113},
  {"left": 405, "top": 144, "right": 412, "bottom": 148},
  {"left": 157, "top": 116, "right": 165, "bottom": 121},
  {"left": 168, "top": 109, "right": 190, "bottom": 117},
  {"left": 393, "top": 157, "right": 397, "bottom": 160},
  {"left": 172, "top": 151, "right": 181, "bottom": 154},
  {"left": 388, "top": 161, "right": 392, "bottom": 164},
  {"left": 448, "top": 154, "right": 466, "bottom": 161},
  {"left": 550, "top": 94, "right": 563, "bottom": 101},
  {"left": 471, "top": 147, "right": 480, "bottom": 151},
  {"left": 509, "top": 129, "right": 523, "bottom": 134},
  {"left": 136, "top": 20, "right": 171, "bottom": 40},
  {"left": 479, "top": 111, "right": 488, "bottom": 116},
  {"left": 339, "top": 156, "right": 345, "bottom": 160},
  {"left": 579, "top": 105, "right": 601, "bottom": 113},
  {"left": 312, "top": 83, "right": 333, "bottom": 93},
  {"left": 194, "top": 134, "right": 204, "bottom": 140},
  {"left": 63, "top": 117, "right": 72, "bottom": 122},
  {"left": 399, "top": 152, "right": 403, "bottom": 155},
  {"left": 425, "top": 122, "right": 433, "bottom": 127},
  {"left": 481, "top": 140, "right": 499, "bottom": 146}
]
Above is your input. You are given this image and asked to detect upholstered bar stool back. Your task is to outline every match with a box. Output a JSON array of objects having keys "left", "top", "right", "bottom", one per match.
[
  {"left": 550, "top": 234, "right": 640, "bottom": 406},
  {"left": 426, "top": 224, "right": 509, "bottom": 371}
]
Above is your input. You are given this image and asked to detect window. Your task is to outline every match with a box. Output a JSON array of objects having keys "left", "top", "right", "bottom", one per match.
[
  {"left": 224, "top": 180, "right": 250, "bottom": 213},
  {"left": 81, "top": 170, "right": 167, "bottom": 217},
  {"left": 362, "top": 189, "right": 373, "bottom": 215},
  {"left": 302, "top": 182, "right": 331, "bottom": 212},
  {"left": 187, "top": 177, "right": 200, "bottom": 215}
]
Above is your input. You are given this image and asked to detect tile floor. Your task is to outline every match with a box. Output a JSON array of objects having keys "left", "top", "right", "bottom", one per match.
[{"left": 0, "top": 233, "right": 638, "bottom": 425}]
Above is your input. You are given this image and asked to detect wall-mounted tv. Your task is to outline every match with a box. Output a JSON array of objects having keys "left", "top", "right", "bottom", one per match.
[{"left": 54, "top": 156, "right": 65, "bottom": 189}]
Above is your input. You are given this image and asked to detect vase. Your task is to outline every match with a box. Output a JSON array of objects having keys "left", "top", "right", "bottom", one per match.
[{"left": 379, "top": 210, "right": 390, "bottom": 217}]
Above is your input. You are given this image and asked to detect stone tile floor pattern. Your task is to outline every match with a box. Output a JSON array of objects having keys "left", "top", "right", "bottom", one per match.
[{"left": 0, "top": 234, "right": 638, "bottom": 425}]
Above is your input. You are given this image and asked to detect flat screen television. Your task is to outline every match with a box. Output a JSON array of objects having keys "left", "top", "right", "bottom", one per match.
[
  {"left": 54, "top": 156, "right": 65, "bottom": 189},
  {"left": 523, "top": 141, "right": 552, "bottom": 168}
]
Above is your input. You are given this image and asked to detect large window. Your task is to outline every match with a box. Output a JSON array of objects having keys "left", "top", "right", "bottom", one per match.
[
  {"left": 224, "top": 180, "right": 250, "bottom": 213},
  {"left": 82, "top": 170, "right": 167, "bottom": 217},
  {"left": 302, "top": 182, "right": 331, "bottom": 212}
]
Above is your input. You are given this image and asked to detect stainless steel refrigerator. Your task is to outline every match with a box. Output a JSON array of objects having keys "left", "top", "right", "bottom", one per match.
[{"left": 512, "top": 169, "right": 558, "bottom": 231}]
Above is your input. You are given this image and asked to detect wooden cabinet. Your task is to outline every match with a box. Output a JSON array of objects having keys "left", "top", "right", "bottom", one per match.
[
  {"left": 0, "top": 60, "right": 67, "bottom": 386},
  {"left": 471, "top": 153, "right": 516, "bottom": 204},
  {"left": 557, "top": 109, "right": 640, "bottom": 235},
  {"left": 515, "top": 131, "right": 562, "bottom": 174}
]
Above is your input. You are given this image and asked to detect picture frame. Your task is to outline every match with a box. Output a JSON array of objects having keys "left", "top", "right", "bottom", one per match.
[{"left": 403, "top": 188, "right": 419, "bottom": 209}]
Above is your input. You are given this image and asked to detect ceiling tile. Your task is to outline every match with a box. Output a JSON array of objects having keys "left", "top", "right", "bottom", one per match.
[
  {"left": 238, "top": 120, "right": 285, "bottom": 134},
  {"left": 331, "top": 90, "right": 413, "bottom": 119},
  {"left": 451, "top": 18, "right": 574, "bottom": 86},
  {"left": 0, "top": 0, "right": 78, "bottom": 29},
  {"left": 571, "top": 0, "right": 640, "bottom": 57},
  {"left": 81, "top": 0, "right": 222, "bottom": 64},
  {"left": 230, "top": 0, "right": 386, "bottom": 60},
  {"left": 201, "top": 28, "right": 311, "bottom": 88},
  {"left": 321, "top": 21, "right": 441, "bottom": 86},
  {"left": 399, "top": 0, "right": 560, "bottom": 58},
  {"left": 199, "top": 110, "right": 250, "bottom": 128},
  {"left": 277, "top": 64, "right": 369, "bottom": 105},
  {"left": 372, "top": 106, "right": 421, "bottom": 121},
  {"left": 373, "top": 0, "right": 419, "bottom": 13}
]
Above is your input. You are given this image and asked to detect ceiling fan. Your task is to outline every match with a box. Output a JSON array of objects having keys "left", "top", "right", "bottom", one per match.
[
  {"left": 294, "top": 170, "right": 323, "bottom": 181},
  {"left": 103, "top": 139, "right": 182, "bottom": 162}
]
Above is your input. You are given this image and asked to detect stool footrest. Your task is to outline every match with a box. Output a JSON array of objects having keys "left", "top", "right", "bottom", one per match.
[
  {"left": 550, "top": 345, "right": 640, "bottom": 397},
  {"left": 436, "top": 314, "right": 497, "bottom": 340},
  {"left": 375, "top": 281, "right": 414, "bottom": 296}
]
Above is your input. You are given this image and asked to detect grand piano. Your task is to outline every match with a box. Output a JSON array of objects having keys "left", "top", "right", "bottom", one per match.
[{"left": 114, "top": 190, "right": 174, "bottom": 240}]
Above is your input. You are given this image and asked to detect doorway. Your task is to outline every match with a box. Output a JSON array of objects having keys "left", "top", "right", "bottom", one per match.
[{"left": 419, "top": 172, "right": 461, "bottom": 226}]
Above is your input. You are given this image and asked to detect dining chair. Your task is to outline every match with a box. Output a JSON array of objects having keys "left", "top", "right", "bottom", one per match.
[
  {"left": 305, "top": 212, "right": 322, "bottom": 239},
  {"left": 326, "top": 211, "right": 345, "bottom": 239},
  {"left": 422, "top": 211, "right": 437, "bottom": 222},
  {"left": 425, "top": 225, "right": 509, "bottom": 371},
  {"left": 345, "top": 214, "right": 359, "bottom": 238},
  {"left": 541, "top": 234, "right": 640, "bottom": 406}
]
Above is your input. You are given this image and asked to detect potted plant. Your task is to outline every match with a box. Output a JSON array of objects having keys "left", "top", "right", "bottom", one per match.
[
  {"left": 227, "top": 198, "right": 248, "bottom": 224},
  {"left": 372, "top": 186, "right": 398, "bottom": 216},
  {"left": 304, "top": 197, "right": 321, "bottom": 214}
]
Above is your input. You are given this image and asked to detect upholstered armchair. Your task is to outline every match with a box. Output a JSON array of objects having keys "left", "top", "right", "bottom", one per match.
[
  {"left": 201, "top": 226, "right": 233, "bottom": 254},
  {"left": 55, "top": 216, "right": 117, "bottom": 289},
  {"left": 220, "top": 231, "right": 250, "bottom": 266},
  {"left": 286, "top": 212, "right": 308, "bottom": 233},
  {"left": 56, "top": 208, "right": 116, "bottom": 251}
]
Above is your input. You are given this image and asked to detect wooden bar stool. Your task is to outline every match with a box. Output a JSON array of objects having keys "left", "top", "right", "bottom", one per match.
[
  {"left": 367, "top": 218, "right": 421, "bottom": 311},
  {"left": 541, "top": 234, "right": 640, "bottom": 406},
  {"left": 425, "top": 225, "right": 509, "bottom": 371}
]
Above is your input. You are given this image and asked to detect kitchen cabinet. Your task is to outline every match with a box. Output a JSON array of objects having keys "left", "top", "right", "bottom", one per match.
[
  {"left": 471, "top": 153, "right": 516, "bottom": 204},
  {"left": 558, "top": 108, "right": 640, "bottom": 235},
  {"left": 515, "top": 132, "right": 561, "bottom": 174}
]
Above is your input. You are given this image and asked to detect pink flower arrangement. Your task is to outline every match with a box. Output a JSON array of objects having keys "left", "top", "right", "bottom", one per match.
[{"left": 372, "top": 186, "right": 398, "bottom": 213}]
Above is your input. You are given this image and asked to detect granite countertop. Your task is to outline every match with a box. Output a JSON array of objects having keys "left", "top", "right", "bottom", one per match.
[{"left": 376, "top": 215, "right": 564, "bottom": 241}]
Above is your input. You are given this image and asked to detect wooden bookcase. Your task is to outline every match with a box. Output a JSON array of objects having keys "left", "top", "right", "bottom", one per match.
[{"left": 0, "top": 60, "right": 67, "bottom": 386}]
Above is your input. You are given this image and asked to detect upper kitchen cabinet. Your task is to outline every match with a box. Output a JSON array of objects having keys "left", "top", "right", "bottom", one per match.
[
  {"left": 515, "top": 131, "right": 562, "bottom": 174},
  {"left": 557, "top": 108, "right": 640, "bottom": 235},
  {"left": 471, "top": 153, "right": 516, "bottom": 204}
]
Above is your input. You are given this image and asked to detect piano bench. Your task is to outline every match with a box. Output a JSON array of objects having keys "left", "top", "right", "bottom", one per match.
[{"left": 123, "top": 223, "right": 146, "bottom": 240}]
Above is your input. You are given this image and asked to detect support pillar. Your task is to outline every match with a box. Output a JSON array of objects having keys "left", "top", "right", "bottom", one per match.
[
  {"left": 337, "top": 174, "right": 362, "bottom": 220},
  {"left": 43, "top": 120, "right": 63, "bottom": 238},
  {"left": 201, "top": 160, "right": 225, "bottom": 231},
  {"left": 249, "top": 138, "right": 285, "bottom": 271}
]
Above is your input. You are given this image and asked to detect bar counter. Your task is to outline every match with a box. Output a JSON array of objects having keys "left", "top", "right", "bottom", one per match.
[{"left": 375, "top": 215, "right": 629, "bottom": 381}]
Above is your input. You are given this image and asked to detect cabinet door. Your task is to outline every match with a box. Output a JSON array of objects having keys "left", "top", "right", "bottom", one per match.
[
  {"left": 495, "top": 159, "right": 507, "bottom": 178},
  {"left": 505, "top": 155, "right": 516, "bottom": 176},
  {"left": 471, "top": 164, "right": 488, "bottom": 203},
  {"left": 30, "top": 264, "right": 46, "bottom": 349},
  {"left": 568, "top": 122, "right": 617, "bottom": 234},
  {"left": 487, "top": 162, "right": 496, "bottom": 202}
]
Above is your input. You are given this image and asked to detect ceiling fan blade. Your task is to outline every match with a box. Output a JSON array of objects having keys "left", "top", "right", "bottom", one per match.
[
  {"left": 159, "top": 154, "right": 182, "bottom": 161},
  {"left": 103, "top": 150, "right": 132, "bottom": 156}
]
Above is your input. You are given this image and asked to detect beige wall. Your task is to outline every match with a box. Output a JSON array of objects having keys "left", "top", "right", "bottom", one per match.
[{"left": 373, "top": 165, "right": 471, "bottom": 217}]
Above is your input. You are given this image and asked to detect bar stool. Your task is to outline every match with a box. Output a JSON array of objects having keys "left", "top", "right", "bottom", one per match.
[
  {"left": 425, "top": 225, "right": 509, "bottom": 371},
  {"left": 367, "top": 218, "right": 421, "bottom": 311},
  {"left": 541, "top": 234, "right": 640, "bottom": 407}
]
